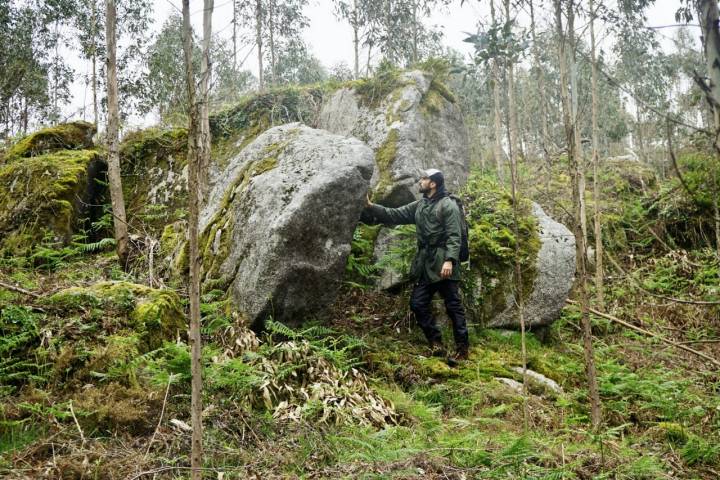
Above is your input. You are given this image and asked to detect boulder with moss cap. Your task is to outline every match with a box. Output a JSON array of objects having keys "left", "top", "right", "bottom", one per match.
[
  {"left": 318, "top": 69, "right": 469, "bottom": 207},
  {"left": 197, "top": 122, "right": 374, "bottom": 327}
]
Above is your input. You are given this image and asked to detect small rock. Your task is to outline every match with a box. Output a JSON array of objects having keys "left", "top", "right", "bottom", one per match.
[{"left": 510, "top": 367, "right": 563, "bottom": 394}]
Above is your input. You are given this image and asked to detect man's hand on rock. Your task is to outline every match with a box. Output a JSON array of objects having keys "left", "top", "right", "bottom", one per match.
[
  {"left": 440, "top": 261, "right": 453, "bottom": 279},
  {"left": 366, "top": 193, "right": 373, "bottom": 208}
]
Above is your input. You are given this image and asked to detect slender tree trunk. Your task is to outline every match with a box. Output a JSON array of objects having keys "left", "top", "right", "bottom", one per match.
[
  {"left": 490, "top": 0, "right": 504, "bottom": 182},
  {"left": 199, "top": 0, "right": 213, "bottom": 201},
  {"left": 699, "top": 0, "right": 720, "bottom": 261},
  {"left": 268, "top": 0, "right": 275, "bottom": 86},
  {"left": 92, "top": 0, "right": 99, "bottom": 127},
  {"left": 256, "top": 0, "right": 264, "bottom": 90},
  {"left": 555, "top": 0, "right": 601, "bottom": 429},
  {"left": 503, "top": 0, "right": 528, "bottom": 429},
  {"left": 366, "top": 41, "right": 372, "bottom": 76},
  {"left": 504, "top": 0, "right": 520, "bottom": 165},
  {"left": 105, "top": 0, "right": 130, "bottom": 269},
  {"left": 529, "top": 0, "right": 551, "bottom": 169},
  {"left": 232, "top": 0, "right": 238, "bottom": 70},
  {"left": 181, "top": 1, "right": 203, "bottom": 477},
  {"left": 589, "top": 0, "right": 603, "bottom": 306},
  {"left": 568, "top": 6, "right": 587, "bottom": 246},
  {"left": 412, "top": 3, "right": 418, "bottom": 64},
  {"left": 353, "top": 0, "right": 359, "bottom": 79},
  {"left": 635, "top": 102, "right": 647, "bottom": 163}
]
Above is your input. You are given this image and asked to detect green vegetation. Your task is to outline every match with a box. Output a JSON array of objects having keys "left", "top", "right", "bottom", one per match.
[
  {"left": 3, "top": 121, "right": 95, "bottom": 161},
  {"left": 0, "top": 149, "right": 104, "bottom": 256}
]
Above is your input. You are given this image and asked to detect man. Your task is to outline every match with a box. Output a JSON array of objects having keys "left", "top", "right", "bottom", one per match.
[{"left": 364, "top": 168, "right": 469, "bottom": 361}]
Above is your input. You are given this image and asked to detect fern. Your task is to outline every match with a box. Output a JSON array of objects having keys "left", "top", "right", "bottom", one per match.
[{"left": 73, "top": 237, "right": 116, "bottom": 253}]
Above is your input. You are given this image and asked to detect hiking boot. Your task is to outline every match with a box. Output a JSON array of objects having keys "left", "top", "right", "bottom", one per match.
[
  {"left": 428, "top": 342, "right": 447, "bottom": 358},
  {"left": 454, "top": 344, "right": 469, "bottom": 361}
]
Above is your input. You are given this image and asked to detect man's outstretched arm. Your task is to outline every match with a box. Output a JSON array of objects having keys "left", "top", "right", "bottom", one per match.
[{"left": 365, "top": 195, "right": 419, "bottom": 225}]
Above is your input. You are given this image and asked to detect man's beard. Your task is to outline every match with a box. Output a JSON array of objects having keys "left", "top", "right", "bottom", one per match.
[{"left": 418, "top": 184, "right": 430, "bottom": 194}]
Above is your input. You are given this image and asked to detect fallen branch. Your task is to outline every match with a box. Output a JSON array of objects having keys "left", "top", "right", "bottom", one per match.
[
  {"left": 0, "top": 280, "right": 41, "bottom": 299},
  {"left": 144, "top": 374, "right": 174, "bottom": 458},
  {"left": 566, "top": 299, "right": 720, "bottom": 369},
  {"left": 606, "top": 253, "right": 720, "bottom": 305},
  {"left": 68, "top": 401, "right": 86, "bottom": 446}
]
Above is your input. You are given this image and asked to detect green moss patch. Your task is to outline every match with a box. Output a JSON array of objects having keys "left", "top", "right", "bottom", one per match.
[
  {"left": 373, "top": 129, "right": 399, "bottom": 201},
  {"left": 119, "top": 127, "right": 188, "bottom": 233},
  {"left": 4, "top": 122, "right": 95, "bottom": 161},
  {"left": 47, "top": 281, "right": 184, "bottom": 353},
  {"left": 0, "top": 149, "right": 104, "bottom": 256},
  {"left": 459, "top": 172, "right": 541, "bottom": 324}
]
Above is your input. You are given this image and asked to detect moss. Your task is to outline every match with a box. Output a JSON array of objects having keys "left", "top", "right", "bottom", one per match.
[
  {"left": 4, "top": 121, "right": 95, "bottom": 160},
  {"left": 196, "top": 140, "right": 285, "bottom": 285},
  {"left": 47, "top": 281, "right": 184, "bottom": 351},
  {"left": 657, "top": 422, "right": 689, "bottom": 445},
  {"left": 72, "top": 382, "right": 161, "bottom": 434},
  {"left": 459, "top": 172, "right": 541, "bottom": 325},
  {"left": 119, "top": 127, "right": 188, "bottom": 234},
  {"left": 0, "top": 149, "right": 103, "bottom": 256},
  {"left": 373, "top": 129, "right": 400, "bottom": 201}
]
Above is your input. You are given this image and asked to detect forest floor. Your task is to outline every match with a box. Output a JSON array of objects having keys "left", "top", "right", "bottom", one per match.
[
  {"left": 1, "top": 244, "right": 719, "bottom": 479},
  {"left": 2, "top": 159, "right": 720, "bottom": 479}
]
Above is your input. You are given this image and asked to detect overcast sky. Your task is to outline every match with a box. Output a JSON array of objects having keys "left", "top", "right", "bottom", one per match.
[{"left": 65, "top": 0, "right": 693, "bottom": 127}]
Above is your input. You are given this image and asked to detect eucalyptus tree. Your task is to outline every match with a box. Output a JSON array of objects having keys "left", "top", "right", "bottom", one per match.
[
  {"left": 143, "top": 15, "right": 254, "bottom": 123},
  {"left": 375, "top": 0, "right": 447, "bottom": 66},
  {"left": 678, "top": 0, "right": 720, "bottom": 259},
  {"left": 554, "top": 0, "right": 601, "bottom": 428},
  {"left": 331, "top": 0, "right": 376, "bottom": 78},
  {"left": 0, "top": 2, "right": 75, "bottom": 137},
  {"left": 181, "top": 0, "right": 204, "bottom": 476},
  {"left": 263, "top": 0, "right": 310, "bottom": 86},
  {"left": 105, "top": 0, "right": 130, "bottom": 268}
]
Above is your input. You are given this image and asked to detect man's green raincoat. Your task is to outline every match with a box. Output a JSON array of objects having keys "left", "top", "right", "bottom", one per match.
[{"left": 367, "top": 194, "right": 462, "bottom": 283}]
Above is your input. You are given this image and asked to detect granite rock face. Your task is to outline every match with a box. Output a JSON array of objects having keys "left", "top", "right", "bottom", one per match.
[
  {"left": 318, "top": 71, "right": 469, "bottom": 207},
  {"left": 199, "top": 123, "right": 375, "bottom": 327},
  {"left": 487, "top": 203, "right": 576, "bottom": 329}
]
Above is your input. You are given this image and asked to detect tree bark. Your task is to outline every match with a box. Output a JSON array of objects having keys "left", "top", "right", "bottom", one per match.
[
  {"left": 503, "top": 0, "right": 528, "bottom": 429},
  {"left": 589, "top": 0, "right": 603, "bottom": 306},
  {"left": 92, "top": 0, "right": 99, "bottom": 128},
  {"left": 232, "top": 0, "right": 238, "bottom": 70},
  {"left": 268, "top": 0, "right": 275, "bottom": 86},
  {"left": 555, "top": 0, "right": 601, "bottom": 429},
  {"left": 181, "top": 1, "right": 203, "bottom": 477},
  {"left": 256, "top": 0, "right": 264, "bottom": 90},
  {"left": 199, "top": 0, "right": 214, "bottom": 202},
  {"left": 568, "top": 5, "right": 587, "bottom": 246},
  {"left": 699, "top": 0, "right": 720, "bottom": 261},
  {"left": 353, "top": 0, "right": 359, "bottom": 79},
  {"left": 490, "top": 0, "right": 504, "bottom": 183},
  {"left": 105, "top": 0, "right": 130, "bottom": 269},
  {"left": 529, "top": 0, "right": 551, "bottom": 170}
]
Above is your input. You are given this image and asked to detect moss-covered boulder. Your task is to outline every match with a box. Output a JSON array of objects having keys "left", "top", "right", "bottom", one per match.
[
  {"left": 365, "top": 173, "right": 574, "bottom": 329},
  {"left": 47, "top": 281, "right": 184, "bottom": 352},
  {"left": 318, "top": 68, "right": 469, "bottom": 207},
  {"left": 119, "top": 127, "right": 188, "bottom": 233},
  {"left": 0, "top": 149, "right": 105, "bottom": 255},
  {"left": 197, "top": 123, "right": 374, "bottom": 327},
  {"left": 3, "top": 121, "right": 96, "bottom": 161}
]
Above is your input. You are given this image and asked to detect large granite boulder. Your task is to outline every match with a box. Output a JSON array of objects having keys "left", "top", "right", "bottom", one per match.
[
  {"left": 487, "top": 203, "right": 576, "bottom": 329},
  {"left": 318, "top": 70, "right": 469, "bottom": 207},
  {"left": 198, "top": 123, "right": 374, "bottom": 327}
]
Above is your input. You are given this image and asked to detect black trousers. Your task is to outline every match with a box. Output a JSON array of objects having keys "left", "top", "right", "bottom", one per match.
[{"left": 409, "top": 279, "right": 469, "bottom": 347}]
